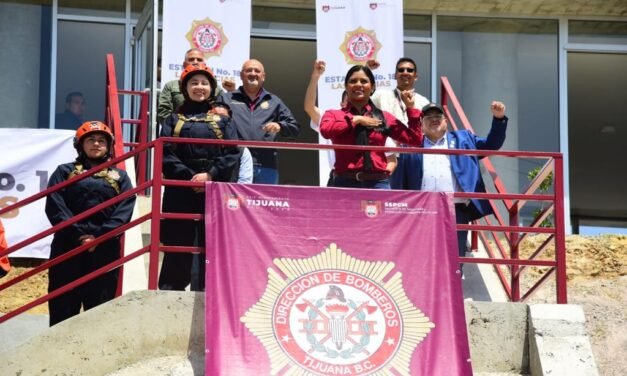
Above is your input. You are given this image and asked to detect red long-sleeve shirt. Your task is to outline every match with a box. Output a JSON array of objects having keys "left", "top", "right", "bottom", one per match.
[{"left": 320, "top": 104, "right": 423, "bottom": 174}]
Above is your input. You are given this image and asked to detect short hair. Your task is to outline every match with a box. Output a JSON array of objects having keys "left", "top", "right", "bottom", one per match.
[
  {"left": 185, "top": 48, "right": 203, "bottom": 57},
  {"left": 65, "top": 91, "right": 84, "bottom": 103},
  {"left": 395, "top": 57, "right": 417, "bottom": 71}
]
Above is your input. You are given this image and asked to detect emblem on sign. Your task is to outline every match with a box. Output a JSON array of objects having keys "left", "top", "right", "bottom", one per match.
[
  {"left": 340, "top": 26, "right": 382, "bottom": 65},
  {"left": 241, "top": 244, "right": 435, "bottom": 375},
  {"left": 224, "top": 194, "right": 243, "bottom": 210},
  {"left": 361, "top": 200, "right": 381, "bottom": 218},
  {"left": 185, "top": 17, "right": 229, "bottom": 58}
]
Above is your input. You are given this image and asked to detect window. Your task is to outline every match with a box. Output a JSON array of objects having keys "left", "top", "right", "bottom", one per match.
[
  {"left": 0, "top": 1, "right": 52, "bottom": 128},
  {"left": 569, "top": 20, "right": 627, "bottom": 45}
]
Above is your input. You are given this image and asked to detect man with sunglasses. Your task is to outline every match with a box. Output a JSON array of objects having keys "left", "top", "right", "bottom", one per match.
[
  {"left": 391, "top": 101, "right": 508, "bottom": 264},
  {"left": 369, "top": 57, "right": 430, "bottom": 125},
  {"left": 367, "top": 58, "right": 430, "bottom": 174}
]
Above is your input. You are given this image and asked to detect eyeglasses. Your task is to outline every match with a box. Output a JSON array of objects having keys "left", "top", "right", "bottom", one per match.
[
  {"left": 396, "top": 67, "right": 415, "bottom": 73},
  {"left": 423, "top": 115, "right": 445, "bottom": 122}
]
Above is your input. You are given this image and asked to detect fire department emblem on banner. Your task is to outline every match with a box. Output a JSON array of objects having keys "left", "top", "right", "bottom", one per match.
[
  {"left": 340, "top": 27, "right": 382, "bottom": 64},
  {"left": 185, "top": 18, "right": 229, "bottom": 58},
  {"left": 224, "top": 194, "right": 244, "bottom": 210},
  {"left": 361, "top": 200, "right": 381, "bottom": 218},
  {"left": 241, "top": 244, "right": 435, "bottom": 375}
]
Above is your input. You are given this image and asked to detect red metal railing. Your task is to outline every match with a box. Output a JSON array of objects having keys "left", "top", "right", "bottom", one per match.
[
  {"left": 441, "top": 77, "right": 567, "bottom": 304},
  {"left": 105, "top": 54, "right": 150, "bottom": 190},
  {"left": 0, "top": 64, "right": 567, "bottom": 325},
  {"left": 0, "top": 136, "right": 567, "bottom": 324}
]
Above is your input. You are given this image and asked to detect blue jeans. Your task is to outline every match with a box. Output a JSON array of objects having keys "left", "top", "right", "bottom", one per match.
[
  {"left": 332, "top": 176, "right": 390, "bottom": 189},
  {"left": 253, "top": 165, "right": 279, "bottom": 184}
]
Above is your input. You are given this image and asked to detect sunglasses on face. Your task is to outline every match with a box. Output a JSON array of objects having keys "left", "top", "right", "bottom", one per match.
[{"left": 397, "top": 67, "right": 416, "bottom": 73}]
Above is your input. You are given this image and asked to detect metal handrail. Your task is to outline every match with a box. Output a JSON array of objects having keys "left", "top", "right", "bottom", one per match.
[
  {"left": 105, "top": 54, "right": 149, "bottom": 190},
  {"left": 0, "top": 66, "right": 568, "bottom": 326},
  {"left": 440, "top": 76, "right": 567, "bottom": 303},
  {"left": 0, "top": 137, "right": 568, "bottom": 325}
]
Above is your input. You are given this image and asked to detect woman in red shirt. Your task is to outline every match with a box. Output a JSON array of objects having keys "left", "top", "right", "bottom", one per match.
[{"left": 320, "top": 65, "right": 423, "bottom": 189}]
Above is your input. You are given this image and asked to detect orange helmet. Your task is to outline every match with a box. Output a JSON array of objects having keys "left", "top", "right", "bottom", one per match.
[
  {"left": 73, "top": 121, "right": 114, "bottom": 151},
  {"left": 179, "top": 63, "right": 217, "bottom": 100}
]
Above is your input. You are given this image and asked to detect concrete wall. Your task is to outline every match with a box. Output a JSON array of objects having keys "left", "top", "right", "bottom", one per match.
[
  {"left": 466, "top": 301, "right": 530, "bottom": 373},
  {"left": 0, "top": 291, "right": 598, "bottom": 375},
  {"left": 0, "top": 291, "right": 205, "bottom": 375}
]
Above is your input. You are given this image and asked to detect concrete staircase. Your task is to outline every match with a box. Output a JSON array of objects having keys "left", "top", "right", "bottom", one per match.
[
  {"left": 0, "top": 197, "right": 598, "bottom": 375},
  {"left": 0, "top": 291, "right": 598, "bottom": 375}
]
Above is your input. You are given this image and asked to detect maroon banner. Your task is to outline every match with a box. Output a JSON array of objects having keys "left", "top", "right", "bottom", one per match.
[{"left": 205, "top": 183, "right": 472, "bottom": 375}]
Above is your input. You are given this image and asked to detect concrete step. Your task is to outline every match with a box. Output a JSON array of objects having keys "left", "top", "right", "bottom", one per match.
[
  {"left": 106, "top": 355, "right": 200, "bottom": 376},
  {"left": 2, "top": 291, "right": 599, "bottom": 375},
  {"left": 0, "top": 312, "right": 48, "bottom": 354}
]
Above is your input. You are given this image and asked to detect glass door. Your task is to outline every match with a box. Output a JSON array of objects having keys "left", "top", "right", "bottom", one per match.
[{"left": 131, "top": 0, "right": 158, "bottom": 141}]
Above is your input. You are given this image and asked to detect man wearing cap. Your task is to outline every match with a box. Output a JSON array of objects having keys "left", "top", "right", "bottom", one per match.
[{"left": 391, "top": 101, "right": 507, "bottom": 260}]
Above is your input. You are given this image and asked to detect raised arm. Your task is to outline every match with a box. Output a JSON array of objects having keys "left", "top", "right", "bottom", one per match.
[
  {"left": 304, "top": 60, "right": 325, "bottom": 129},
  {"left": 475, "top": 101, "right": 508, "bottom": 150}
]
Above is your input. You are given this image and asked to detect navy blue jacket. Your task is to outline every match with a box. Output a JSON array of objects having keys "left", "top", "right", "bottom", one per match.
[
  {"left": 391, "top": 116, "right": 508, "bottom": 221},
  {"left": 159, "top": 102, "right": 240, "bottom": 246},
  {"left": 45, "top": 159, "right": 136, "bottom": 258},
  {"left": 221, "top": 87, "right": 299, "bottom": 168}
]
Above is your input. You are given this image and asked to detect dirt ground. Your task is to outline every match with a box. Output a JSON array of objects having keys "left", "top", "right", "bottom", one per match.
[
  {"left": 518, "top": 234, "right": 627, "bottom": 376},
  {"left": 1, "top": 235, "right": 625, "bottom": 374}
]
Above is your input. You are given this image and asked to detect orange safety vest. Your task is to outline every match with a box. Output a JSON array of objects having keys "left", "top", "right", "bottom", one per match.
[{"left": 0, "top": 219, "right": 10, "bottom": 278}]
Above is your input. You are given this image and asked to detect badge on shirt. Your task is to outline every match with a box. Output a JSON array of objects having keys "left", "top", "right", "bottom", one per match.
[
  {"left": 260, "top": 101, "right": 269, "bottom": 110},
  {"left": 107, "top": 170, "right": 120, "bottom": 181}
]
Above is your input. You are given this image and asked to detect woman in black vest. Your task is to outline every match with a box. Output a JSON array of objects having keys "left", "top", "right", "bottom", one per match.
[
  {"left": 45, "top": 121, "right": 135, "bottom": 326},
  {"left": 158, "top": 63, "right": 239, "bottom": 291}
]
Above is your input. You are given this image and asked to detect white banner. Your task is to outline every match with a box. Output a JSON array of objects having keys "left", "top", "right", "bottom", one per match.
[
  {"left": 162, "top": 0, "right": 251, "bottom": 88},
  {"left": 315, "top": 0, "right": 404, "bottom": 184},
  {"left": 0, "top": 129, "right": 75, "bottom": 258}
]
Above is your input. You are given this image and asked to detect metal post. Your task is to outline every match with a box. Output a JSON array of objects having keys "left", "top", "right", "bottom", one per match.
[
  {"left": 148, "top": 140, "right": 163, "bottom": 290},
  {"left": 510, "top": 204, "right": 520, "bottom": 302},
  {"left": 137, "top": 91, "right": 149, "bottom": 192},
  {"left": 553, "top": 157, "right": 568, "bottom": 303}
]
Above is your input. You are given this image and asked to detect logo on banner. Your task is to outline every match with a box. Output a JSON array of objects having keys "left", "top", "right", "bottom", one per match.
[
  {"left": 224, "top": 194, "right": 245, "bottom": 210},
  {"left": 223, "top": 194, "right": 290, "bottom": 211},
  {"left": 185, "top": 18, "right": 229, "bottom": 58},
  {"left": 361, "top": 200, "right": 381, "bottom": 218},
  {"left": 241, "top": 244, "right": 435, "bottom": 375},
  {"left": 340, "top": 27, "right": 382, "bottom": 64},
  {"left": 369, "top": 3, "right": 378, "bottom": 10},
  {"left": 322, "top": 5, "right": 330, "bottom": 12}
]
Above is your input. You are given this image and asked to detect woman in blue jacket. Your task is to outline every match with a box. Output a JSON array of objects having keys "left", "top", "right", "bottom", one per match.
[
  {"left": 158, "top": 63, "right": 240, "bottom": 291},
  {"left": 46, "top": 121, "right": 135, "bottom": 326}
]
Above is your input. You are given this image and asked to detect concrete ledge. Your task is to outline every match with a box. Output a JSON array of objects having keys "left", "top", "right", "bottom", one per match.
[
  {"left": 528, "top": 304, "right": 599, "bottom": 376},
  {"left": 0, "top": 290, "right": 205, "bottom": 375},
  {"left": 466, "top": 301, "right": 529, "bottom": 374},
  {"left": 1, "top": 292, "right": 599, "bottom": 375}
]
